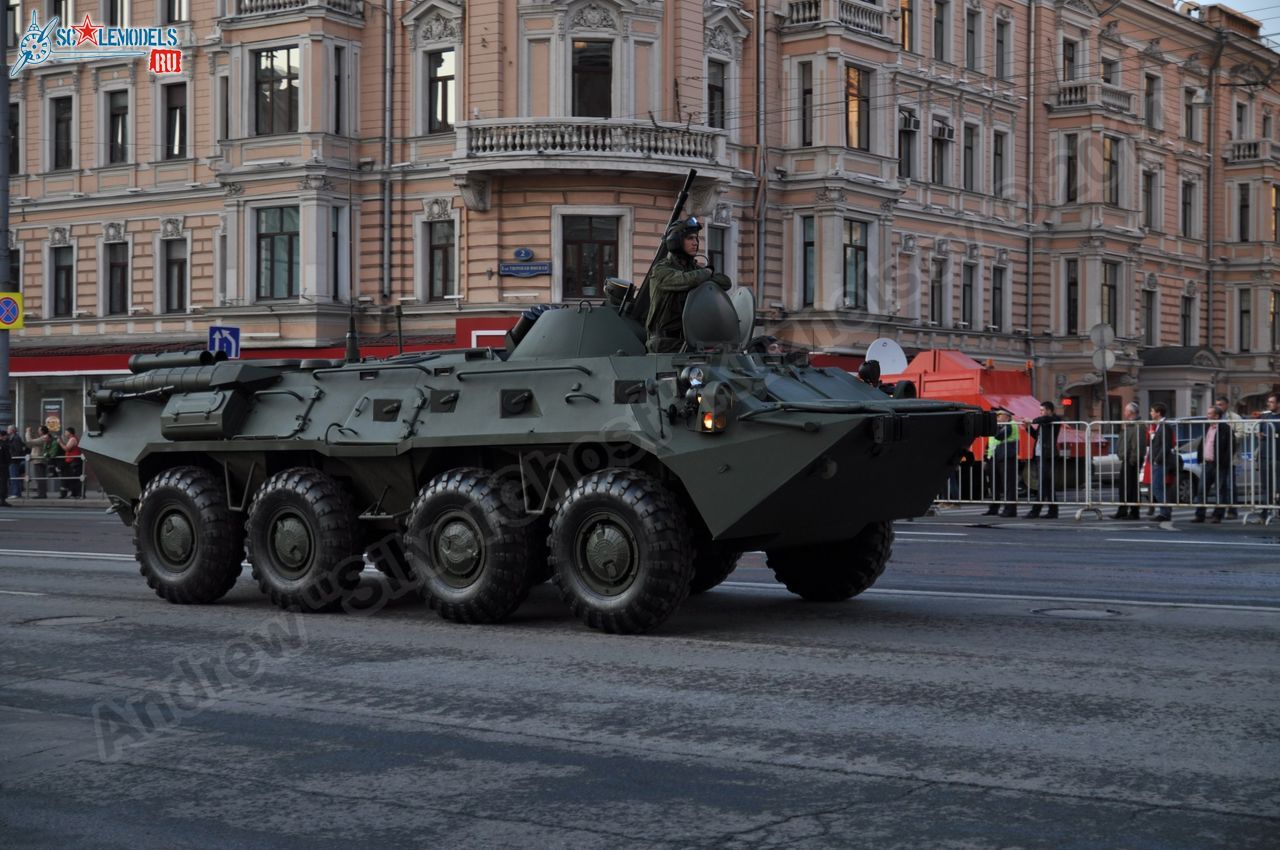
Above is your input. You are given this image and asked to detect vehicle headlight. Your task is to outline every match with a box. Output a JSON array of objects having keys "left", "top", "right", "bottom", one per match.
[{"left": 697, "top": 381, "right": 734, "bottom": 434}]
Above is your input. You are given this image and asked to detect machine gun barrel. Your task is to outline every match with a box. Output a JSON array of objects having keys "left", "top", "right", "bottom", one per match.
[{"left": 621, "top": 168, "right": 697, "bottom": 321}]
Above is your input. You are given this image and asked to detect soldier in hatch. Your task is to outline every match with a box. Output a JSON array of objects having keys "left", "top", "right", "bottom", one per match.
[{"left": 645, "top": 217, "right": 733, "bottom": 352}]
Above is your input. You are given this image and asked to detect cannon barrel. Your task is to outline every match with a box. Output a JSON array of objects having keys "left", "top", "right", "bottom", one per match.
[
  {"left": 128, "top": 350, "right": 227, "bottom": 373},
  {"left": 104, "top": 365, "right": 223, "bottom": 395}
]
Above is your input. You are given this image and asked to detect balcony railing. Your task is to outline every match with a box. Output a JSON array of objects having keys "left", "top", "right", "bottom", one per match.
[
  {"left": 231, "top": 0, "right": 363, "bottom": 17},
  {"left": 462, "top": 119, "right": 723, "bottom": 163},
  {"left": 1227, "top": 139, "right": 1279, "bottom": 164},
  {"left": 787, "top": 0, "right": 887, "bottom": 38},
  {"left": 1052, "top": 80, "right": 1134, "bottom": 115}
]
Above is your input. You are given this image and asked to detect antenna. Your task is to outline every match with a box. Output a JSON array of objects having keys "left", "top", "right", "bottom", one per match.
[{"left": 344, "top": 303, "right": 360, "bottom": 363}]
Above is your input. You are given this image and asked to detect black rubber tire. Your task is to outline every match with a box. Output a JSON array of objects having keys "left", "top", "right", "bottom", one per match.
[
  {"left": 767, "top": 521, "right": 894, "bottom": 602},
  {"left": 404, "top": 468, "right": 533, "bottom": 624},
  {"left": 548, "top": 468, "right": 694, "bottom": 634},
  {"left": 492, "top": 471, "right": 553, "bottom": 589},
  {"left": 246, "top": 467, "right": 362, "bottom": 612},
  {"left": 134, "top": 466, "right": 244, "bottom": 604},
  {"left": 689, "top": 543, "right": 741, "bottom": 594}
]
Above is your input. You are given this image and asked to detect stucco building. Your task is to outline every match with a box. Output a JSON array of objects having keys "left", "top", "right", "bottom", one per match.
[{"left": 3, "top": 0, "right": 1278, "bottom": 435}]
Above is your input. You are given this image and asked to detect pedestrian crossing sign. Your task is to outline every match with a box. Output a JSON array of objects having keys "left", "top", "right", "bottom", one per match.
[{"left": 0, "top": 292, "right": 23, "bottom": 330}]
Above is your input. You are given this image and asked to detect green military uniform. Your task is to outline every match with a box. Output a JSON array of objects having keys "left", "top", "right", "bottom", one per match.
[{"left": 645, "top": 255, "right": 731, "bottom": 353}]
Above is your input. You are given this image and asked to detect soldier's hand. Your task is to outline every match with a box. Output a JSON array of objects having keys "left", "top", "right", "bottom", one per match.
[{"left": 710, "top": 272, "right": 732, "bottom": 289}]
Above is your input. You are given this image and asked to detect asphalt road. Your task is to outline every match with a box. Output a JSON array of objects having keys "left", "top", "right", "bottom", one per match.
[{"left": 0, "top": 505, "right": 1277, "bottom": 849}]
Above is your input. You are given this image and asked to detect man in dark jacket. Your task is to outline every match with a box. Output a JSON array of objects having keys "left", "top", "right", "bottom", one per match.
[
  {"left": 0, "top": 429, "right": 10, "bottom": 507},
  {"left": 645, "top": 217, "right": 732, "bottom": 353},
  {"left": 1112, "top": 402, "right": 1146, "bottom": 519},
  {"left": 1260, "top": 392, "right": 1278, "bottom": 519},
  {"left": 1148, "top": 403, "right": 1177, "bottom": 522},
  {"left": 1023, "top": 401, "right": 1062, "bottom": 519},
  {"left": 1190, "top": 405, "right": 1235, "bottom": 523}
]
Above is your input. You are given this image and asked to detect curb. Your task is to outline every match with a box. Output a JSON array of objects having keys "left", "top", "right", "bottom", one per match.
[{"left": 3, "top": 497, "right": 112, "bottom": 510}]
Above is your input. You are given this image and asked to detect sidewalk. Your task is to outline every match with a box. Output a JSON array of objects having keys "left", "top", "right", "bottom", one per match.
[{"left": 3, "top": 495, "right": 111, "bottom": 510}]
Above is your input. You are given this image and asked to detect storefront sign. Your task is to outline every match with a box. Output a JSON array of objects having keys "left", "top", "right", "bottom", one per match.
[
  {"left": 498, "top": 262, "right": 551, "bottom": 278},
  {"left": 42, "top": 398, "right": 64, "bottom": 435}
]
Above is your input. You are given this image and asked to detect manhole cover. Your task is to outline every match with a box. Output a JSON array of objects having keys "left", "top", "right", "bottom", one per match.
[
  {"left": 25, "top": 616, "right": 112, "bottom": 627},
  {"left": 1032, "top": 608, "right": 1123, "bottom": 620}
]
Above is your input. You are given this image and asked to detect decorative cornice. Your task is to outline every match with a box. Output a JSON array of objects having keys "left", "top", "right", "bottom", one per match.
[
  {"left": 299, "top": 175, "right": 334, "bottom": 192},
  {"left": 160, "top": 218, "right": 184, "bottom": 240},
  {"left": 103, "top": 221, "right": 126, "bottom": 243},
  {"left": 424, "top": 197, "right": 453, "bottom": 220},
  {"left": 49, "top": 226, "right": 70, "bottom": 247},
  {"left": 571, "top": 3, "right": 617, "bottom": 31},
  {"left": 419, "top": 11, "right": 460, "bottom": 44}
]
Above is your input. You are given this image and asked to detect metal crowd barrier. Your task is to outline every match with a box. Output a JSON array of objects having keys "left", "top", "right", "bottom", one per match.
[
  {"left": 939, "top": 418, "right": 1279, "bottom": 525},
  {"left": 5, "top": 452, "right": 91, "bottom": 500}
]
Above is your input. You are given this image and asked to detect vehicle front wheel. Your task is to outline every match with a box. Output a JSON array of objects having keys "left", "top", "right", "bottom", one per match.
[
  {"left": 767, "top": 521, "right": 894, "bottom": 602},
  {"left": 134, "top": 466, "right": 244, "bottom": 604},
  {"left": 548, "top": 468, "right": 694, "bottom": 634}
]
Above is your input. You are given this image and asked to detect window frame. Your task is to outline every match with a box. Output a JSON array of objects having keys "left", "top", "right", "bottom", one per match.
[
  {"left": 253, "top": 46, "right": 301, "bottom": 137},
  {"left": 1238, "top": 183, "right": 1251, "bottom": 242},
  {"left": 992, "top": 129, "right": 1007, "bottom": 197},
  {"left": 961, "top": 262, "right": 976, "bottom": 327},
  {"left": 964, "top": 8, "right": 979, "bottom": 72},
  {"left": 843, "top": 219, "right": 869, "bottom": 310},
  {"left": 51, "top": 244, "right": 75, "bottom": 319},
  {"left": 1144, "top": 74, "right": 1161, "bottom": 131},
  {"left": 254, "top": 205, "right": 301, "bottom": 301},
  {"left": 991, "top": 265, "right": 1006, "bottom": 331},
  {"left": 933, "top": 0, "right": 950, "bottom": 63},
  {"left": 425, "top": 218, "right": 458, "bottom": 302},
  {"left": 1101, "top": 260, "right": 1119, "bottom": 332},
  {"left": 1239, "top": 289, "right": 1252, "bottom": 352},
  {"left": 1064, "top": 258, "right": 1079, "bottom": 336},
  {"left": 962, "top": 123, "right": 978, "bottom": 192},
  {"left": 801, "top": 215, "right": 815, "bottom": 308},
  {"left": 845, "top": 64, "right": 871, "bottom": 152},
  {"left": 929, "top": 257, "right": 947, "bottom": 325},
  {"left": 105, "top": 89, "right": 130, "bottom": 165},
  {"left": 1063, "top": 133, "right": 1078, "bottom": 203},
  {"left": 799, "top": 61, "right": 814, "bottom": 146},
  {"left": 707, "top": 59, "right": 726, "bottom": 130},
  {"left": 106, "top": 241, "right": 130, "bottom": 316},
  {"left": 1103, "top": 135, "right": 1120, "bottom": 206},
  {"left": 425, "top": 47, "right": 456, "bottom": 134},
  {"left": 162, "top": 81, "right": 187, "bottom": 160},
  {"left": 162, "top": 236, "right": 188, "bottom": 314},
  {"left": 994, "top": 18, "right": 1010, "bottom": 80},
  {"left": 50, "top": 95, "right": 74, "bottom": 172},
  {"left": 571, "top": 39, "right": 614, "bottom": 119}
]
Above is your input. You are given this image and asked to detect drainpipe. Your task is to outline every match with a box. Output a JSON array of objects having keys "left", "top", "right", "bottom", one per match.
[
  {"left": 753, "top": 0, "right": 767, "bottom": 306},
  {"left": 381, "top": 2, "right": 394, "bottom": 299},
  {"left": 1024, "top": 0, "right": 1036, "bottom": 376},
  {"left": 1204, "top": 30, "right": 1225, "bottom": 352}
]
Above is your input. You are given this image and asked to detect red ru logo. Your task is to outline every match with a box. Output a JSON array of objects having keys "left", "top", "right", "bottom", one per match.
[{"left": 149, "top": 49, "right": 181, "bottom": 74}]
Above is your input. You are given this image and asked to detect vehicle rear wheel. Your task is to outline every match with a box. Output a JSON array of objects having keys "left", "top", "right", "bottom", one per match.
[
  {"left": 689, "top": 542, "right": 741, "bottom": 594},
  {"left": 134, "top": 466, "right": 244, "bottom": 604},
  {"left": 246, "top": 468, "right": 361, "bottom": 612},
  {"left": 767, "top": 521, "right": 894, "bottom": 602},
  {"left": 548, "top": 468, "right": 694, "bottom": 634},
  {"left": 404, "top": 468, "right": 533, "bottom": 624}
]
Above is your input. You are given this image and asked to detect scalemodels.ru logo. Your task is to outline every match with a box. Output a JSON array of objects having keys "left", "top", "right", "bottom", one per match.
[{"left": 10, "top": 11, "right": 182, "bottom": 77}]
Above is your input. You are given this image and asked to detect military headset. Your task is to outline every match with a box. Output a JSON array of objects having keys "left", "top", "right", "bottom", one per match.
[{"left": 664, "top": 216, "right": 703, "bottom": 254}]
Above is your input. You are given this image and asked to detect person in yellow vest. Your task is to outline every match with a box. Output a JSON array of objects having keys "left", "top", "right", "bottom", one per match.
[{"left": 984, "top": 408, "right": 1020, "bottom": 517}]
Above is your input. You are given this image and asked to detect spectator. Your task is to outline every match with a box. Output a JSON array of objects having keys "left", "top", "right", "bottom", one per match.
[
  {"left": 1214, "top": 396, "right": 1244, "bottom": 519},
  {"left": 5, "top": 425, "right": 23, "bottom": 499},
  {"left": 1147, "top": 404, "right": 1176, "bottom": 522},
  {"left": 0, "top": 428, "right": 9, "bottom": 507},
  {"left": 1112, "top": 402, "right": 1145, "bottom": 520},
  {"left": 1259, "top": 392, "right": 1278, "bottom": 519},
  {"left": 984, "top": 408, "right": 1020, "bottom": 517},
  {"left": 1190, "top": 406, "right": 1234, "bottom": 524},
  {"left": 24, "top": 426, "right": 52, "bottom": 499},
  {"left": 1022, "top": 401, "right": 1062, "bottom": 519},
  {"left": 59, "top": 427, "right": 82, "bottom": 499},
  {"left": 856, "top": 359, "right": 882, "bottom": 389}
]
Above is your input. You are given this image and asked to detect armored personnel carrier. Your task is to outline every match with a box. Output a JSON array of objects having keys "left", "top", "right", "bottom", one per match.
[{"left": 82, "top": 280, "right": 993, "bottom": 634}]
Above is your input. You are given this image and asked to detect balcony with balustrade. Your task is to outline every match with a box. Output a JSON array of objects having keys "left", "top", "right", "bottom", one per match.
[
  {"left": 1226, "top": 139, "right": 1280, "bottom": 167},
  {"left": 219, "top": 0, "right": 363, "bottom": 21},
  {"left": 783, "top": 0, "right": 890, "bottom": 41},
  {"left": 450, "top": 118, "right": 730, "bottom": 180},
  {"left": 1050, "top": 80, "right": 1136, "bottom": 117}
]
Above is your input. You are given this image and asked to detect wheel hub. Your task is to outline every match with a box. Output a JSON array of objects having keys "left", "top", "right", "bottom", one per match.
[
  {"left": 578, "top": 517, "right": 637, "bottom": 596},
  {"left": 156, "top": 509, "right": 194, "bottom": 569},
  {"left": 270, "top": 514, "right": 313, "bottom": 576},
  {"left": 435, "top": 516, "right": 483, "bottom": 585}
]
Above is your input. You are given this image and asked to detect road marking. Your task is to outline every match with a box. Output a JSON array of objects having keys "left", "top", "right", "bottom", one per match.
[
  {"left": 0, "top": 549, "right": 136, "bottom": 562},
  {"left": 1105, "top": 538, "right": 1278, "bottom": 549},
  {"left": 893, "top": 531, "right": 968, "bottom": 537},
  {"left": 718, "top": 581, "right": 1280, "bottom": 613},
  {"left": 0, "top": 590, "right": 46, "bottom": 597}
]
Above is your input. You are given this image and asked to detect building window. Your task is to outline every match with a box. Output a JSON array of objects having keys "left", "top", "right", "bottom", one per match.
[
  {"left": 1238, "top": 184, "right": 1251, "bottom": 242},
  {"left": 1101, "top": 58, "right": 1117, "bottom": 85},
  {"left": 991, "top": 266, "right": 1005, "bottom": 330},
  {"left": 163, "top": 0, "right": 187, "bottom": 23},
  {"left": 52, "top": 245, "right": 73, "bottom": 318},
  {"left": 254, "top": 47, "right": 300, "bottom": 136},
  {"left": 994, "top": 20, "right": 1009, "bottom": 79},
  {"left": 929, "top": 258, "right": 945, "bottom": 324},
  {"left": 1181, "top": 295, "right": 1194, "bottom": 345},
  {"left": 218, "top": 75, "right": 229, "bottom": 141},
  {"left": 1271, "top": 290, "right": 1279, "bottom": 352},
  {"left": 8, "top": 102, "right": 18, "bottom": 175},
  {"left": 106, "top": 0, "right": 124, "bottom": 26},
  {"left": 1144, "top": 75, "right": 1160, "bottom": 130},
  {"left": 707, "top": 60, "right": 726, "bottom": 129},
  {"left": 5, "top": 3, "right": 15, "bottom": 49},
  {"left": 1102, "top": 261, "right": 1119, "bottom": 331},
  {"left": 992, "top": 130, "right": 1007, "bottom": 197},
  {"left": 51, "top": 96, "right": 73, "bottom": 170},
  {"left": 1142, "top": 171, "right": 1156, "bottom": 230},
  {"left": 106, "top": 242, "right": 129, "bottom": 315},
  {"left": 706, "top": 226, "right": 726, "bottom": 275},
  {"left": 931, "top": 121, "right": 951, "bottom": 184},
  {"left": 801, "top": 216, "right": 815, "bottom": 308},
  {"left": 1181, "top": 181, "right": 1196, "bottom": 238},
  {"left": 7, "top": 246, "right": 18, "bottom": 293},
  {"left": 964, "top": 10, "right": 978, "bottom": 71},
  {"left": 933, "top": 0, "right": 949, "bottom": 62},
  {"left": 426, "top": 220, "right": 456, "bottom": 301},
  {"left": 799, "top": 62, "right": 813, "bottom": 146},
  {"left": 845, "top": 66, "right": 870, "bottom": 151},
  {"left": 256, "top": 206, "right": 300, "bottom": 300},
  {"left": 962, "top": 124, "right": 977, "bottom": 192},
  {"left": 1064, "top": 133, "right": 1077, "bottom": 203},
  {"left": 1103, "top": 136, "right": 1120, "bottom": 206},
  {"left": 1235, "top": 102, "right": 1249, "bottom": 139},
  {"left": 572, "top": 40, "right": 612, "bottom": 118},
  {"left": 163, "top": 83, "right": 186, "bottom": 159},
  {"left": 901, "top": 0, "right": 914, "bottom": 52},
  {"left": 961, "top": 263, "right": 975, "bottom": 326},
  {"left": 333, "top": 46, "right": 345, "bottom": 136},
  {"left": 1183, "top": 88, "right": 1199, "bottom": 141},
  {"left": 163, "top": 239, "right": 187, "bottom": 313},
  {"left": 843, "top": 220, "right": 868, "bottom": 309},
  {"left": 1239, "top": 291, "right": 1252, "bottom": 352},
  {"left": 426, "top": 48, "right": 455, "bottom": 134},
  {"left": 562, "top": 215, "right": 617, "bottom": 300},
  {"left": 1265, "top": 115, "right": 1273, "bottom": 140},
  {"left": 899, "top": 110, "right": 917, "bottom": 179},
  {"left": 1062, "top": 39, "right": 1077, "bottom": 81},
  {"left": 1143, "top": 289, "right": 1157, "bottom": 346},
  {"left": 1065, "top": 259, "right": 1079, "bottom": 335},
  {"left": 1273, "top": 185, "right": 1280, "bottom": 242},
  {"left": 106, "top": 91, "right": 129, "bottom": 164}
]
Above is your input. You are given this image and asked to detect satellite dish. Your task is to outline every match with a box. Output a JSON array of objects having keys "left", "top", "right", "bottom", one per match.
[
  {"left": 865, "top": 338, "right": 909, "bottom": 375},
  {"left": 729, "top": 287, "right": 756, "bottom": 349},
  {"left": 681, "top": 281, "right": 741, "bottom": 351},
  {"left": 1091, "top": 349, "right": 1117, "bottom": 372},
  {"left": 1089, "top": 323, "right": 1116, "bottom": 348}
]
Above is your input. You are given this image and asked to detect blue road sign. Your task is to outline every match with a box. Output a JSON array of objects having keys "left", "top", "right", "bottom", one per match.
[{"left": 208, "top": 325, "right": 241, "bottom": 359}]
